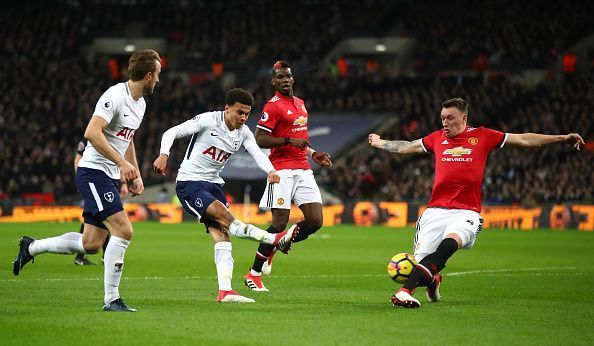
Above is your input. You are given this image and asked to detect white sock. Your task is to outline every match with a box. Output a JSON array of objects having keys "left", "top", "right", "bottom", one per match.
[
  {"left": 228, "top": 219, "right": 275, "bottom": 244},
  {"left": 28, "top": 232, "right": 85, "bottom": 256},
  {"left": 214, "top": 242, "right": 233, "bottom": 291},
  {"left": 104, "top": 236, "right": 130, "bottom": 304},
  {"left": 250, "top": 269, "right": 261, "bottom": 276}
]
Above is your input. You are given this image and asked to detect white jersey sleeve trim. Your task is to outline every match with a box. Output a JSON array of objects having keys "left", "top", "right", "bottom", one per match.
[
  {"left": 499, "top": 133, "right": 508, "bottom": 148},
  {"left": 420, "top": 138, "right": 429, "bottom": 153},
  {"left": 256, "top": 124, "right": 272, "bottom": 132}
]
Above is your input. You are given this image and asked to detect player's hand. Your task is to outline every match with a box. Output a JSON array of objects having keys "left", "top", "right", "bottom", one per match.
[
  {"left": 129, "top": 176, "right": 144, "bottom": 196},
  {"left": 267, "top": 170, "right": 280, "bottom": 184},
  {"left": 120, "top": 160, "right": 139, "bottom": 182},
  {"left": 289, "top": 138, "right": 309, "bottom": 149},
  {"left": 312, "top": 151, "right": 332, "bottom": 167},
  {"left": 565, "top": 133, "right": 585, "bottom": 151},
  {"left": 120, "top": 181, "right": 129, "bottom": 198},
  {"left": 368, "top": 133, "right": 384, "bottom": 148},
  {"left": 153, "top": 154, "right": 168, "bottom": 175}
]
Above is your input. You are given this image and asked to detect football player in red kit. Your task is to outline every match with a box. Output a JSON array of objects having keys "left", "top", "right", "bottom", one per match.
[
  {"left": 369, "top": 97, "right": 584, "bottom": 308},
  {"left": 244, "top": 61, "right": 332, "bottom": 291}
]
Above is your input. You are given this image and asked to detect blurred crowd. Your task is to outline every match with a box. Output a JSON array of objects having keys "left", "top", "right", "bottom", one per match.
[
  {"left": 400, "top": 0, "right": 594, "bottom": 71},
  {"left": 0, "top": 0, "right": 592, "bottom": 206},
  {"left": 316, "top": 74, "right": 593, "bottom": 205}
]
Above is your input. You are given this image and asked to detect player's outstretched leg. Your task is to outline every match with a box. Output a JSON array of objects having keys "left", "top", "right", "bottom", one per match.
[
  {"left": 13, "top": 231, "right": 89, "bottom": 275},
  {"left": 228, "top": 219, "right": 298, "bottom": 254},
  {"left": 393, "top": 238, "right": 457, "bottom": 306},
  {"left": 12, "top": 236, "right": 35, "bottom": 275},
  {"left": 273, "top": 224, "right": 299, "bottom": 254}
]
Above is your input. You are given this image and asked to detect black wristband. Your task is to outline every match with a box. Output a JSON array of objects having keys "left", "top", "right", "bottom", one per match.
[{"left": 284, "top": 137, "right": 290, "bottom": 145}]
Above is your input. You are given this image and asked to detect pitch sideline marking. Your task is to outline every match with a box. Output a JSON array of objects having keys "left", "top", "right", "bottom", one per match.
[{"left": 1, "top": 266, "right": 588, "bottom": 283}]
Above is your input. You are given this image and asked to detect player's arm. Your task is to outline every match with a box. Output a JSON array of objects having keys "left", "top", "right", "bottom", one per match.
[
  {"left": 368, "top": 133, "right": 425, "bottom": 155},
  {"left": 124, "top": 141, "right": 142, "bottom": 195},
  {"left": 84, "top": 115, "right": 138, "bottom": 182},
  {"left": 254, "top": 128, "right": 309, "bottom": 149},
  {"left": 243, "top": 131, "right": 280, "bottom": 184},
  {"left": 153, "top": 116, "right": 205, "bottom": 175},
  {"left": 306, "top": 147, "right": 332, "bottom": 167},
  {"left": 506, "top": 133, "right": 584, "bottom": 150},
  {"left": 73, "top": 153, "right": 82, "bottom": 173}
]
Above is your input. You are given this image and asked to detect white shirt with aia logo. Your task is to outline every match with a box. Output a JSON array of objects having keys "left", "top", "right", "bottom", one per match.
[
  {"left": 160, "top": 111, "right": 275, "bottom": 184},
  {"left": 78, "top": 82, "right": 146, "bottom": 179}
]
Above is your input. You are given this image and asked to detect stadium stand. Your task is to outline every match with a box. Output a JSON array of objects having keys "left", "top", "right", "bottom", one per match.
[{"left": 0, "top": 0, "right": 592, "bottom": 207}]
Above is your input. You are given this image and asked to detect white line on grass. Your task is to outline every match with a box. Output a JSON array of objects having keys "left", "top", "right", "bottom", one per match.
[{"left": 1, "top": 266, "right": 588, "bottom": 283}]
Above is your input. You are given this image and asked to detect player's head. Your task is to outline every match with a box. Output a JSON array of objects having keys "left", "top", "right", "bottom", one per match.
[
  {"left": 224, "top": 88, "right": 254, "bottom": 130},
  {"left": 440, "top": 97, "right": 469, "bottom": 138},
  {"left": 128, "top": 49, "right": 162, "bottom": 95},
  {"left": 271, "top": 60, "right": 294, "bottom": 97}
]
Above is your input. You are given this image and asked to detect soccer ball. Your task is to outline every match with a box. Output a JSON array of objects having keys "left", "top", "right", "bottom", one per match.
[{"left": 387, "top": 253, "right": 417, "bottom": 284}]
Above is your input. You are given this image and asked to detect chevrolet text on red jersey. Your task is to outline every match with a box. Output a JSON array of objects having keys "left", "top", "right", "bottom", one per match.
[
  {"left": 420, "top": 126, "right": 507, "bottom": 212},
  {"left": 256, "top": 91, "right": 310, "bottom": 170}
]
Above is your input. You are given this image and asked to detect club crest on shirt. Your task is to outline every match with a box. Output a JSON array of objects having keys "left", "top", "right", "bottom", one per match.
[
  {"left": 194, "top": 198, "right": 203, "bottom": 208},
  {"left": 468, "top": 137, "right": 479, "bottom": 145},
  {"left": 104, "top": 192, "right": 114, "bottom": 203},
  {"left": 102, "top": 100, "right": 113, "bottom": 111},
  {"left": 260, "top": 112, "right": 269, "bottom": 122},
  {"left": 277, "top": 198, "right": 285, "bottom": 205}
]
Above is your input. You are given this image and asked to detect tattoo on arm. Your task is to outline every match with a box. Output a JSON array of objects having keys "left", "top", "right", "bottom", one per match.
[{"left": 381, "top": 140, "right": 410, "bottom": 153}]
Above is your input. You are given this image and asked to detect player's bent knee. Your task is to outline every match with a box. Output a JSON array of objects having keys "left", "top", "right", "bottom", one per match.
[{"left": 82, "top": 240, "right": 102, "bottom": 254}]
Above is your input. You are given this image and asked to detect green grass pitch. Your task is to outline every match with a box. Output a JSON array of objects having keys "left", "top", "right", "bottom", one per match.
[{"left": 1, "top": 222, "right": 593, "bottom": 345}]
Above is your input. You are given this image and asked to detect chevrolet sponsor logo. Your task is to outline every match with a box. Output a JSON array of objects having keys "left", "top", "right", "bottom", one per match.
[
  {"left": 293, "top": 116, "right": 307, "bottom": 126},
  {"left": 443, "top": 147, "right": 472, "bottom": 156}
]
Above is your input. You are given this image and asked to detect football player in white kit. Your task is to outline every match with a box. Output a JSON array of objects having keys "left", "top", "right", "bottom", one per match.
[
  {"left": 12, "top": 50, "right": 162, "bottom": 312},
  {"left": 152, "top": 88, "right": 298, "bottom": 303}
]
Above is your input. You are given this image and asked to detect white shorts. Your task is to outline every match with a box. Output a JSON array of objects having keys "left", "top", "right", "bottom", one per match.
[
  {"left": 259, "top": 169, "right": 322, "bottom": 210},
  {"left": 413, "top": 208, "right": 483, "bottom": 262}
]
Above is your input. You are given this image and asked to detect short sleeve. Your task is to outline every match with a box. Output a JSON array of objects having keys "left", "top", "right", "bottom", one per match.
[
  {"left": 421, "top": 130, "right": 441, "bottom": 153},
  {"left": 481, "top": 127, "right": 507, "bottom": 150},
  {"left": 256, "top": 103, "right": 278, "bottom": 133},
  {"left": 93, "top": 88, "right": 120, "bottom": 123}
]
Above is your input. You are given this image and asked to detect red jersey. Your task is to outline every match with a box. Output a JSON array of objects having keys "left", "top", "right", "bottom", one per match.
[
  {"left": 421, "top": 126, "right": 506, "bottom": 212},
  {"left": 256, "top": 91, "right": 310, "bottom": 170}
]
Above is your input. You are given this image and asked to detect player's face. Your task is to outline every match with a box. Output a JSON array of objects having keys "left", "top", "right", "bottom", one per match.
[
  {"left": 224, "top": 102, "right": 251, "bottom": 130},
  {"left": 440, "top": 107, "right": 467, "bottom": 138},
  {"left": 144, "top": 60, "right": 162, "bottom": 95},
  {"left": 272, "top": 68, "right": 294, "bottom": 96}
]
